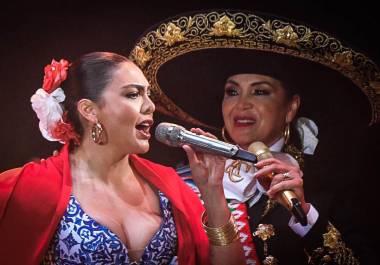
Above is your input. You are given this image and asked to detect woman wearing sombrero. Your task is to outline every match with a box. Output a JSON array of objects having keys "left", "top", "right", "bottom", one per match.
[{"left": 130, "top": 10, "right": 379, "bottom": 264}]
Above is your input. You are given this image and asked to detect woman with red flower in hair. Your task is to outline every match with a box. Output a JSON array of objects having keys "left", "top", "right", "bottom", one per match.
[{"left": 0, "top": 52, "right": 245, "bottom": 265}]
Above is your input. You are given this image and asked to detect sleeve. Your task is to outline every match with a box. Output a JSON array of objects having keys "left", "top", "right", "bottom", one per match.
[{"left": 288, "top": 204, "right": 319, "bottom": 237}]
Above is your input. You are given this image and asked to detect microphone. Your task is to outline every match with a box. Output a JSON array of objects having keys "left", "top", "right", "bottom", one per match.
[
  {"left": 249, "top": 141, "right": 308, "bottom": 226},
  {"left": 155, "top": 122, "right": 257, "bottom": 163}
]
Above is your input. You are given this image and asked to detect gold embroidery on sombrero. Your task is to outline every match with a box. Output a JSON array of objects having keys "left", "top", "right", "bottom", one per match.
[
  {"left": 130, "top": 10, "right": 380, "bottom": 125},
  {"left": 157, "top": 22, "right": 186, "bottom": 46},
  {"left": 210, "top": 15, "right": 242, "bottom": 37},
  {"left": 131, "top": 46, "right": 152, "bottom": 68}
]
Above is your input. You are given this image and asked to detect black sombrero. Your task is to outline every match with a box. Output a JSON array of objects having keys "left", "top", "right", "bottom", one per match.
[{"left": 129, "top": 10, "right": 380, "bottom": 130}]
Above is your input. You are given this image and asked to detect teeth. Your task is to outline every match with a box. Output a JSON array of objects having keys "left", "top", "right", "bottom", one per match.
[{"left": 236, "top": 119, "right": 254, "bottom": 123}]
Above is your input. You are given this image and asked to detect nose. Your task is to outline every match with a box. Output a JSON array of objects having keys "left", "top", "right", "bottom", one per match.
[
  {"left": 235, "top": 95, "right": 253, "bottom": 110},
  {"left": 142, "top": 94, "right": 155, "bottom": 114}
]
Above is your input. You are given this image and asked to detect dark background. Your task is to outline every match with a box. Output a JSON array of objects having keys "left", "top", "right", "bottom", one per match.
[
  {"left": 1, "top": 0, "right": 379, "bottom": 170},
  {"left": 1, "top": 0, "right": 379, "bottom": 261}
]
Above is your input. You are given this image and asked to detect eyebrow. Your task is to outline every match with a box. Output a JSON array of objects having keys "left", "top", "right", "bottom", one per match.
[
  {"left": 226, "top": 80, "right": 275, "bottom": 88},
  {"left": 120, "top": 84, "right": 147, "bottom": 91}
]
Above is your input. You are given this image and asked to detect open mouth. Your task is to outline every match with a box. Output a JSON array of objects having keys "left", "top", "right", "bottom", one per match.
[
  {"left": 234, "top": 117, "right": 256, "bottom": 127},
  {"left": 136, "top": 120, "right": 153, "bottom": 139}
]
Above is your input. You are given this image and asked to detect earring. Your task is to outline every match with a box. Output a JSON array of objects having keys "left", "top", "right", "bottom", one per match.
[
  {"left": 222, "top": 126, "right": 233, "bottom": 143},
  {"left": 283, "top": 123, "right": 290, "bottom": 145},
  {"left": 91, "top": 121, "right": 107, "bottom": 145}
]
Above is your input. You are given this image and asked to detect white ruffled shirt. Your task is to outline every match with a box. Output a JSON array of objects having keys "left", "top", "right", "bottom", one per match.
[{"left": 223, "top": 138, "right": 318, "bottom": 237}]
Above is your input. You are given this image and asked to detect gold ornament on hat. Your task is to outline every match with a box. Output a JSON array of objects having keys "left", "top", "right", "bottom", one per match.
[
  {"left": 130, "top": 10, "right": 380, "bottom": 125},
  {"left": 210, "top": 15, "right": 242, "bottom": 37},
  {"left": 131, "top": 46, "right": 152, "bottom": 68},
  {"left": 158, "top": 22, "right": 186, "bottom": 46}
]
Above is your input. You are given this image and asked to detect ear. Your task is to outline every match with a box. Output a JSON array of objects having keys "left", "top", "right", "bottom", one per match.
[
  {"left": 286, "top": 95, "right": 300, "bottom": 123},
  {"left": 77, "top": 99, "right": 98, "bottom": 123}
]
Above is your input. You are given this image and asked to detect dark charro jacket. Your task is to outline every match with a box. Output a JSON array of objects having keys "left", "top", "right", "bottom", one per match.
[{"left": 177, "top": 152, "right": 377, "bottom": 264}]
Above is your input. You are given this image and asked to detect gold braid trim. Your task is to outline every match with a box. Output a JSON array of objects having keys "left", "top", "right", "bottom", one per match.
[{"left": 306, "top": 222, "right": 360, "bottom": 265}]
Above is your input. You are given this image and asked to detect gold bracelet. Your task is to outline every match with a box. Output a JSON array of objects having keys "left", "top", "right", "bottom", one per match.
[{"left": 201, "top": 210, "right": 239, "bottom": 246}]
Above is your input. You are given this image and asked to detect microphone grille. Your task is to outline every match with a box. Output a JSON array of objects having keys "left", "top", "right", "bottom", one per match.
[
  {"left": 248, "top": 141, "right": 273, "bottom": 160},
  {"left": 155, "top": 122, "right": 184, "bottom": 147}
]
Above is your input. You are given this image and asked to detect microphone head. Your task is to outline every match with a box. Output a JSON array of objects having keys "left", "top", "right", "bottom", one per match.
[
  {"left": 155, "top": 122, "right": 186, "bottom": 147},
  {"left": 248, "top": 141, "right": 273, "bottom": 160}
]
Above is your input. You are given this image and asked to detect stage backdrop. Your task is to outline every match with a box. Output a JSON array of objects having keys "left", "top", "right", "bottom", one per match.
[{"left": 1, "top": 0, "right": 379, "bottom": 254}]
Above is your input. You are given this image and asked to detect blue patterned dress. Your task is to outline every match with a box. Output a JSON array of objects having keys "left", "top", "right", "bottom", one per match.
[{"left": 42, "top": 191, "right": 178, "bottom": 264}]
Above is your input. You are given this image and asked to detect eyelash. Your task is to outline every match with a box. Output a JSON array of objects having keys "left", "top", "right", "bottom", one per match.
[
  {"left": 125, "top": 90, "right": 152, "bottom": 99},
  {"left": 253, "top": 89, "right": 269, "bottom": 96},
  {"left": 126, "top": 92, "right": 140, "bottom": 99},
  {"left": 225, "top": 88, "right": 238, "bottom": 96},
  {"left": 224, "top": 87, "right": 270, "bottom": 97}
]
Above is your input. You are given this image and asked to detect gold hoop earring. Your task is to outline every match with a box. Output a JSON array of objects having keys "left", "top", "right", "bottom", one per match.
[
  {"left": 222, "top": 126, "right": 233, "bottom": 144},
  {"left": 284, "top": 123, "right": 290, "bottom": 145},
  {"left": 91, "top": 121, "right": 107, "bottom": 145}
]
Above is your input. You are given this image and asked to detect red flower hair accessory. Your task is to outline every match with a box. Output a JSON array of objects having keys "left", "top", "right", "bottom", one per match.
[
  {"left": 42, "top": 59, "right": 69, "bottom": 93},
  {"left": 31, "top": 59, "right": 80, "bottom": 145}
]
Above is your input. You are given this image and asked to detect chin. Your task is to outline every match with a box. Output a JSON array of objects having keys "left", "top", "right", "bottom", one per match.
[
  {"left": 134, "top": 142, "right": 150, "bottom": 154},
  {"left": 232, "top": 135, "right": 253, "bottom": 145}
]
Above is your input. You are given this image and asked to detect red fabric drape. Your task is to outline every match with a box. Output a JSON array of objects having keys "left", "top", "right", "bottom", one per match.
[{"left": 0, "top": 145, "right": 210, "bottom": 265}]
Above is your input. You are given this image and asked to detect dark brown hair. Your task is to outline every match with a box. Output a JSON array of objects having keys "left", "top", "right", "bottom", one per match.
[{"left": 63, "top": 52, "right": 130, "bottom": 138}]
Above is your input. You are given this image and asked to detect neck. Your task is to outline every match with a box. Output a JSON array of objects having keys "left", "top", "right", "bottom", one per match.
[
  {"left": 69, "top": 136, "right": 133, "bottom": 183},
  {"left": 241, "top": 136, "right": 284, "bottom": 151},
  {"left": 267, "top": 136, "right": 285, "bottom": 151}
]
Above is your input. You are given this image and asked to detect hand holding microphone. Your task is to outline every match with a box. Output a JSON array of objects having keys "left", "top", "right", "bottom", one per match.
[
  {"left": 155, "top": 122, "right": 308, "bottom": 225},
  {"left": 249, "top": 141, "right": 308, "bottom": 226},
  {"left": 155, "top": 122, "right": 257, "bottom": 188}
]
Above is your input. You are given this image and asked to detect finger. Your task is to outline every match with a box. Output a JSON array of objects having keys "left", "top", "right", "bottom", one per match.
[
  {"left": 256, "top": 172, "right": 286, "bottom": 190},
  {"left": 190, "top": 128, "right": 218, "bottom": 139},
  {"left": 255, "top": 158, "right": 283, "bottom": 168},
  {"left": 254, "top": 164, "right": 297, "bottom": 178},
  {"left": 267, "top": 177, "right": 303, "bottom": 197},
  {"left": 182, "top": 144, "right": 198, "bottom": 163},
  {"left": 270, "top": 172, "right": 291, "bottom": 186}
]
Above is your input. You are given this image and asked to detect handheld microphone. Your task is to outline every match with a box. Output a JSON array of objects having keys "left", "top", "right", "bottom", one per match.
[
  {"left": 249, "top": 141, "right": 308, "bottom": 226},
  {"left": 155, "top": 122, "right": 257, "bottom": 163}
]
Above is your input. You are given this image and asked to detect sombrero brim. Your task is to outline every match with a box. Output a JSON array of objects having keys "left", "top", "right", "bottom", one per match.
[
  {"left": 158, "top": 48, "right": 371, "bottom": 129},
  {"left": 130, "top": 10, "right": 380, "bottom": 127}
]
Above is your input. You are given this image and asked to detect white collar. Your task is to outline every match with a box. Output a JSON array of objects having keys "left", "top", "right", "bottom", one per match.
[{"left": 269, "top": 137, "right": 284, "bottom": 152}]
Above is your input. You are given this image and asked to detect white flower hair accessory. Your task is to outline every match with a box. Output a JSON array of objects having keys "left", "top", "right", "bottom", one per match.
[
  {"left": 295, "top": 117, "right": 319, "bottom": 155},
  {"left": 30, "top": 59, "right": 80, "bottom": 145},
  {"left": 31, "top": 88, "right": 65, "bottom": 142}
]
